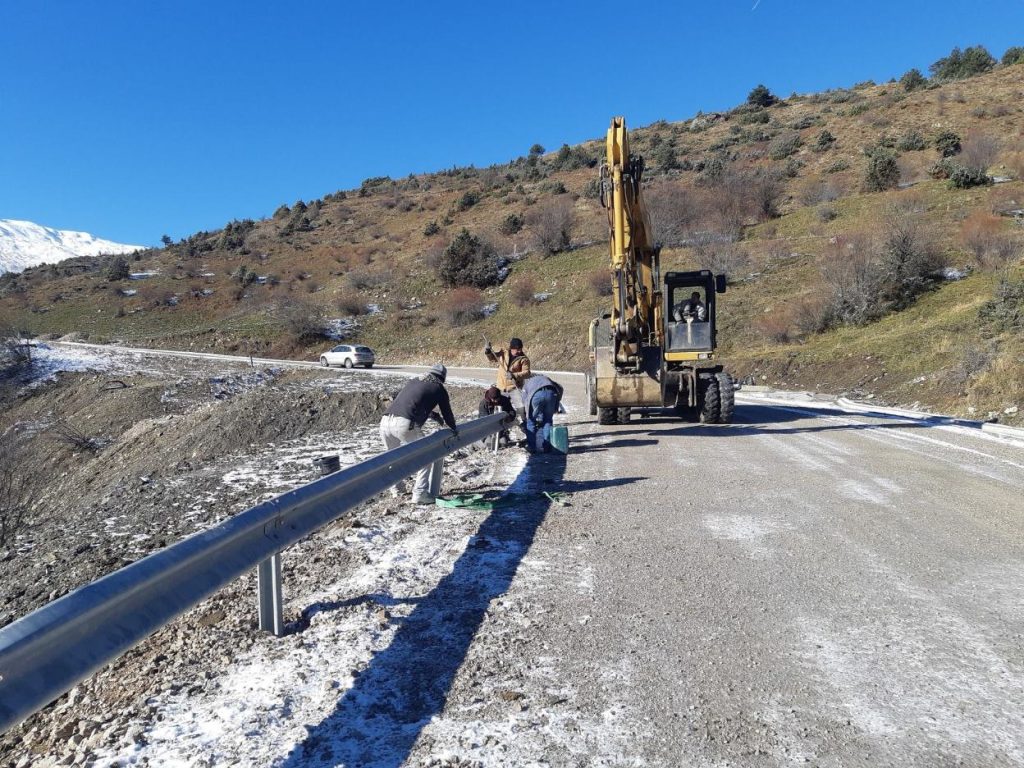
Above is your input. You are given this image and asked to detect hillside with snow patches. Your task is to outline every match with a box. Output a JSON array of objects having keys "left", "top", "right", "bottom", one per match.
[{"left": 0, "top": 219, "right": 143, "bottom": 274}]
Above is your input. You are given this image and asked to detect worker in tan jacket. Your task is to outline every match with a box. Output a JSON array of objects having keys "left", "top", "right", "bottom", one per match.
[{"left": 485, "top": 337, "right": 531, "bottom": 393}]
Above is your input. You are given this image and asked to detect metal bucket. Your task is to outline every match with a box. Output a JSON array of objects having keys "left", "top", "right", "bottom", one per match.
[{"left": 314, "top": 455, "right": 341, "bottom": 476}]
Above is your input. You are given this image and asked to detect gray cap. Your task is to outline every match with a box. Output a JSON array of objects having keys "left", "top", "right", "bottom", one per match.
[{"left": 428, "top": 363, "right": 447, "bottom": 382}]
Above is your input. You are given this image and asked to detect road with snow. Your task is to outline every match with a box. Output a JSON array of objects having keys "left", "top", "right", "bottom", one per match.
[{"left": 23, "top": 344, "right": 1024, "bottom": 765}]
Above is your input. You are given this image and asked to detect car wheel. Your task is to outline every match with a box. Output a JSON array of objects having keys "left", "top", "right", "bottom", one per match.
[
  {"left": 344, "top": 358, "right": 354, "bottom": 369},
  {"left": 320, "top": 357, "right": 329, "bottom": 368}
]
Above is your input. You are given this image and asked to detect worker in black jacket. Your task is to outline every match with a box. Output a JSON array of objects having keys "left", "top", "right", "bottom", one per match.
[
  {"left": 379, "top": 364, "right": 458, "bottom": 505},
  {"left": 478, "top": 385, "right": 517, "bottom": 447}
]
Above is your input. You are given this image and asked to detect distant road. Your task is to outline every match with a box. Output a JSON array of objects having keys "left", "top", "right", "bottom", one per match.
[{"left": 50, "top": 340, "right": 1024, "bottom": 764}]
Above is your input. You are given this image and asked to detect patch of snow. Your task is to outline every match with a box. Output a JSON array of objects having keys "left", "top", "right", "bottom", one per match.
[
  {"left": 365, "top": 303, "right": 383, "bottom": 315},
  {"left": 533, "top": 291, "right": 553, "bottom": 302},
  {"left": 128, "top": 271, "right": 159, "bottom": 280},
  {"left": 942, "top": 266, "right": 968, "bottom": 281},
  {"left": 118, "top": 288, "right": 137, "bottom": 296},
  {"left": 0, "top": 218, "right": 143, "bottom": 274},
  {"left": 481, "top": 303, "right": 498, "bottom": 318},
  {"left": 323, "top": 318, "right": 360, "bottom": 340}
]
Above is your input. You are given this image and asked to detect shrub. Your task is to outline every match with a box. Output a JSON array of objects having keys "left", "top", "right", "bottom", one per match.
[
  {"left": 441, "top": 286, "right": 487, "bottom": 327},
  {"left": 935, "top": 130, "right": 962, "bottom": 157},
  {"left": 423, "top": 220, "right": 441, "bottom": 236},
  {"left": 747, "top": 84, "right": 778, "bottom": 108},
  {"left": 526, "top": 196, "right": 576, "bottom": 255},
  {"left": 817, "top": 204, "right": 839, "bottom": 222},
  {"left": 948, "top": 164, "right": 991, "bottom": 189},
  {"left": 750, "top": 170, "right": 784, "bottom": 220},
  {"left": 930, "top": 45, "right": 996, "bottom": 81},
  {"left": 820, "top": 234, "right": 883, "bottom": 324},
  {"left": 528, "top": 144, "right": 545, "bottom": 158},
  {"left": 768, "top": 131, "right": 802, "bottom": 160},
  {"left": 961, "top": 132, "right": 999, "bottom": 176},
  {"left": 276, "top": 297, "right": 327, "bottom": 341},
  {"left": 646, "top": 182, "right": 694, "bottom": 247},
  {"left": 864, "top": 147, "right": 901, "bottom": 191},
  {"left": 896, "top": 131, "right": 927, "bottom": 152},
  {"left": 900, "top": 68, "right": 928, "bottom": 91},
  {"left": 336, "top": 291, "right": 366, "bottom": 316},
  {"left": 588, "top": 269, "right": 612, "bottom": 297},
  {"left": 107, "top": 256, "right": 130, "bottom": 281},
  {"left": 511, "top": 277, "right": 537, "bottom": 307},
  {"left": 1003, "top": 46, "right": 1024, "bottom": 67},
  {"left": 650, "top": 142, "right": 678, "bottom": 171},
  {"left": 550, "top": 144, "right": 595, "bottom": 171},
  {"left": 825, "top": 158, "right": 850, "bottom": 173},
  {"left": 790, "top": 114, "right": 821, "bottom": 130},
  {"left": 877, "top": 204, "right": 946, "bottom": 309},
  {"left": 437, "top": 229, "right": 501, "bottom": 287},
  {"left": 456, "top": 190, "right": 480, "bottom": 211},
  {"left": 979, "top": 279, "right": 1024, "bottom": 332},
  {"left": 499, "top": 212, "right": 524, "bottom": 236},
  {"left": 346, "top": 268, "right": 388, "bottom": 290},
  {"left": 756, "top": 311, "right": 793, "bottom": 343},
  {"left": 741, "top": 109, "right": 771, "bottom": 125}
]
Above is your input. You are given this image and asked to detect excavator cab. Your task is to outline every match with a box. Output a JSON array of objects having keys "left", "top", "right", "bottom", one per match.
[{"left": 664, "top": 270, "right": 726, "bottom": 356}]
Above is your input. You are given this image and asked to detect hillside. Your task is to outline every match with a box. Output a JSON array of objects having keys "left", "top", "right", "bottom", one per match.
[{"left": 2, "top": 48, "right": 1022, "bottom": 423}]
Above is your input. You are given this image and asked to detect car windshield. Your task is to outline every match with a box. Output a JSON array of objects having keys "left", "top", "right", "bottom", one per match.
[{"left": 355, "top": 347, "right": 372, "bottom": 354}]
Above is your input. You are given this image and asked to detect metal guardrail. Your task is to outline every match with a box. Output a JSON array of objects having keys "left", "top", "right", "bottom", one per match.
[{"left": 0, "top": 412, "right": 507, "bottom": 734}]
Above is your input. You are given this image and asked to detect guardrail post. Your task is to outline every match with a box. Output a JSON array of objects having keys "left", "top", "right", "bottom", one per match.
[
  {"left": 257, "top": 553, "right": 284, "bottom": 636},
  {"left": 427, "top": 459, "right": 444, "bottom": 497}
]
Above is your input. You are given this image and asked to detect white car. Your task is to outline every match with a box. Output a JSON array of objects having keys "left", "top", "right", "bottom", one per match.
[{"left": 320, "top": 344, "right": 375, "bottom": 369}]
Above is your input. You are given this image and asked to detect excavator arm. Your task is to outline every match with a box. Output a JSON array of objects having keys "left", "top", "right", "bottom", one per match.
[{"left": 602, "top": 117, "right": 662, "bottom": 370}]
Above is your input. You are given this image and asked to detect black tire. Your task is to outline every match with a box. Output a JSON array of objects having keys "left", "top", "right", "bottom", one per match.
[
  {"left": 616, "top": 407, "right": 631, "bottom": 424},
  {"left": 364, "top": 363, "right": 374, "bottom": 369},
  {"left": 598, "top": 407, "right": 617, "bottom": 425},
  {"left": 344, "top": 358, "right": 354, "bottom": 369},
  {"left": 698, "top": 377, "right": 720, "bottom": 424},
  {"left": 716, "top": 373, "right": 735, "bottom": 424},
  {"left": 587, "top": 372, "right": 597, "bottom": 416},
  {"left": 320, "top": 357, "right": 329, "bottom": 368}
]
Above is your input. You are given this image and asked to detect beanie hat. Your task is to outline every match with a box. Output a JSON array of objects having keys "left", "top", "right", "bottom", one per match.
[
  {"left": 485, "top": 385, "right": 501, "bottom": 401},
  {"left": 428, "top": 363, "right": 447, "bottom": 382},
  {"left": 509, "top": 337, "right": 523, "bottom": 350}
]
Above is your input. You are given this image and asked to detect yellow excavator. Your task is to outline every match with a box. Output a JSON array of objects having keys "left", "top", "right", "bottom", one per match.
[{"left": 585, "top": 116, "right": 735, "bottom": 425}]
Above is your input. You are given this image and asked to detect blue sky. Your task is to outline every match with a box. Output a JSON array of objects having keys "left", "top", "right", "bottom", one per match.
[{"left": 2, "top": 1, "right": 1022, "bottom": 246}]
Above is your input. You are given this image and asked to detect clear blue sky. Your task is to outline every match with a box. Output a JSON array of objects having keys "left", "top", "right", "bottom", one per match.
[{"left": 2, "top": 1, "right": 1022, "bottom": 246}]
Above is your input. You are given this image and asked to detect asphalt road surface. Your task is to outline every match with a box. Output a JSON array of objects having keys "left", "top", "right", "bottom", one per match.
[{"left": 427, "top": 368, "right": 1023, "bottom": 767}]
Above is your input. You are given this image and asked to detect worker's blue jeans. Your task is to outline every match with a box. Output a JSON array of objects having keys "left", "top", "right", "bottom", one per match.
[{"left": 527, "top": 387, "right": 559, "bottom": 453}]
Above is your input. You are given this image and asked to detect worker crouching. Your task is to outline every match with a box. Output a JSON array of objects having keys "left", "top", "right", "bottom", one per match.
[{"left": 521, "top": 373, "right": 564, "bottom": 454}]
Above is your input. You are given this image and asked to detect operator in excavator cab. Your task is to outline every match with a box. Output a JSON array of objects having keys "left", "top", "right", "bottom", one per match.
[{"left": 673, "top": 291, "right": 707, "bottom": 323}]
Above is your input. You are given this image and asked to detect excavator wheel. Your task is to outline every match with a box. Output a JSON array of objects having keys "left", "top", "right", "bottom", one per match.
[
  {"left": 616, "top": 407, "right": 631, "bottom": 424},
  {"left": 716, "top": 373, "right": 735, "bottom": 424},
  {"left": 698, "top": 376, "right": 720, "bottom": 424},
  {"left": 598, "top": 407, "right": 618, "bottom": 425}
]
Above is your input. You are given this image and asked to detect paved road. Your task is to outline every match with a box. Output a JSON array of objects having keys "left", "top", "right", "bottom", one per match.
[
  {"left": 43, "top": 344, "right": 1024, "bottom": 764},
  {"left": 471, "top": 377, "right": 1024, "bottom": 766}
]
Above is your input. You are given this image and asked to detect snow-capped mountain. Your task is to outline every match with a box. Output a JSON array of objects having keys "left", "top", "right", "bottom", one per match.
[{"left": 0, "top": 219, "right": 144, "bottom": 274}]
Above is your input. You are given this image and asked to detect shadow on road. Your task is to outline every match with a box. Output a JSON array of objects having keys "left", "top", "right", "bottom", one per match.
[{"left": 277, "top": 450, "right": 569, "bottom": 768}]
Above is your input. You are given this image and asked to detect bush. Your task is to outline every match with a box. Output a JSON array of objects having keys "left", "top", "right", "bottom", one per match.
[
  {"left": 948, "top": 164, "right": 991, "bottom": 189},
  {"left": 346, "top": 268, "right": 389, "bottom": 290},
  {"left": 960, "top": 132, "right": 999, "bottom": 176},
  {"left": 437, "top": 229, "right": 501, "bottom": 287},
  {"left": 336, "top": 291, "right": 366, "bottom": 316},
  {"left": 935, "top": 130, "right": 962, "bottom": 157},
  {"left": 646, "top": 182, "right": 694, "bottom": 247},
  {"left": 756, "top": 312, "right": 793, "bottom": 343},
  {"left": 588, "top": 269, "right": 612, "bottom": 297},
  {"left": 790, "top": 114, "right": 821, "bottom": 130},
  {"left": 877, "top": 204, "right": 946, "bottom": 309},
  {"left": 695, "top": 243, "right": 750, "bottom": 278},
  {"left": 1003, "top": 46, "right": 1024, "bottom": 67},
  {"left": 499, "top": 213, "right": 524, "bottom": 236},
  {"left": 107, "top": 256, "right": 130, "bottom": 281},
  {"left": 511, "top": 277, "right": 537, "bottom": 307},
  {"left": 896, "top": 131, "right": 927, "bottom": 152},
  {"left": 864, "top": 147, "right": 901, "bottom": 191},
  {"left": 747, "top": 84, "right": 778, "bottom": 108},
  {"left": 979, "top": 279, "right": 1024, "bottom": 332},
  {"left": 441, "top": 286, "right": 487, "bottom": 327},
  {"left": 423, "top": 220, "right": 441, "bottom": 236},
  {"left": 930, "top": 45, "right": 996, "bottom": 81},
  {"left": 742, "top": 109, "right": 771, "bottom": 125},
  {"left": 750, "top": 171, "right": 784, "bottom": 220},
  {"left": 815, "top": 130, "right": 837, "bottom": 151},
  {"left": 825, "top": 158, "right": 850, "bottom": 173},
  {"left": 528, "top": 144, "right": 545, "bottom": 158},
  {"left": 820, "top": 234, "right": 883, "bottom": 325},
  {"left": 900, "top": 68, "right": 928, "bottom": 91},
  {"left": 456, "top": 190, "right": 480, "bottom": 211},
  {"left": 817, "top": 204, "right": 839, "bottom": 222},
  {"left": 650, "top": 142, "right": 678, "bottom": 171},
  {"left": 526, "top": 196, "right": 575, "bottom": 255},
  {"left": 550, "top": 144, "right": 595, "bottom": 171},
  {"left": 768, "top": 131, "right": 802, "bottom": 160}
]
